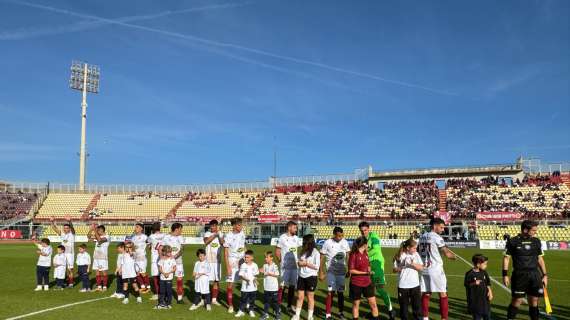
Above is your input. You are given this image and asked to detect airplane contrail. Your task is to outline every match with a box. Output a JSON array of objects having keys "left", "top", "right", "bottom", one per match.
[
  {"left": 0, "top": 2, "right": 254, "bottom": 40},
  {"left": 4, "top": 0, "right": 457, "bottom": 96}
]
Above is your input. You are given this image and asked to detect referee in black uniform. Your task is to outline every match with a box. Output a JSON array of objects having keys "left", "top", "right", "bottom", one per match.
[{"left": 502, "top": 220, "right": 548, "bottom": 320}]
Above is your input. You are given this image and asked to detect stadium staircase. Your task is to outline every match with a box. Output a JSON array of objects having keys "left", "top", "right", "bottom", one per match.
[
  {"left": 438, "top": 189, "right": 447, "bottom": 212},
  {"left": 166, "top": 192, "right": 190, "bottom": 219},
  {"left": 81, "top": 193, "right": 101, "bottom": 220},
  {"left": 324, "top": 185, "right": 342, "bottom": 221},
  {"left": 245, "top": 194, "right": 264, "bottom": 219}
]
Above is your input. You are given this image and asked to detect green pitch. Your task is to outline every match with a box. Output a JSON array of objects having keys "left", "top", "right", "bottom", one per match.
[{"left": 1, "top": 243, "right": 569, "bottom": 320}]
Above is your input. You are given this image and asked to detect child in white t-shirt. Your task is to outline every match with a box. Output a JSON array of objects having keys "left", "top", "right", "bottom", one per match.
[
  {"left": 53, "top": 245, "right": 67, "bottom": 289},
  {"left": 34, "top": 238, "right": 52, "bottom": 291},
  {"left": 190, "top": 248, "right": 212, "bottom": 311},
  {"left": 155, "top": 245, "right": 176, "bottom": 309},
  {"left": 76, "top": 244, "right": 92, "bottom": 292},
  {"left": 236, "top": 250, "right": 259, "bottom": 318},
  {"left": 260, "top": 251, "right": 280, "bottom": 320},
  {"left": 120, "top": 242, "right": 142, "bottom": 304},
  {"left": 393, "top": 238, "right": 424, "bottom": 320}
]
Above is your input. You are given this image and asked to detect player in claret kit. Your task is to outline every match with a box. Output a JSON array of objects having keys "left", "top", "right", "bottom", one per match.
[
  {"left": 319, "top": 226, "right": 351, "bottom": 320},
  {"left": 131, "top": 223, "right": 150, "bottom": 293},
  {"left": 163, "top": 223, "right": 185, "bottom": 304},
  {"left": 418, "top": 218, "right": 456, "bottom": 320},
  {"left": 359, "top": 221, "right": 395, "bottom": 320},
  {"left": 275, "top": 220, "right": 300, "bottom": 314},
  {"left": 148, "top": 222, "right": 165, "bottom": 301},
  {"left": 89, "top": 224, "right": 110, "bottom": 291},
  {"left": 50, "top": 216, "right": 76, "bottom": 288},
  {"left": 203, "top": 219, "right": 224, "bottom": 306},
  {"left": 224, "top": 217, "right": 247, "bottom": 313}
]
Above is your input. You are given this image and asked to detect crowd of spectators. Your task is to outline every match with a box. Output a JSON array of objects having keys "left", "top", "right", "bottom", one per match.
[
  {"left": 446, "top": 175, "right": 570, "bottom": 219},
  {"left": 0, "top": 191, "right": 37, "bottom": 221}
]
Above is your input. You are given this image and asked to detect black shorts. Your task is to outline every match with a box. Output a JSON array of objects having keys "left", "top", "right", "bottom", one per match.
[
  {"left": 349, "top": 283, "right": 375, "bottom": 300},
  {"left": 511, "top": 270, "right": 544, "bottom": 298},
  {"left": 297, "top": 276, "right": 317, "bottom": 292}
]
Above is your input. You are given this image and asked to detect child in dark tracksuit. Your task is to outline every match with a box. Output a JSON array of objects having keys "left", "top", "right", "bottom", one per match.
[{"left": 465, "top": 254, "right": 493, "bottom": 320}]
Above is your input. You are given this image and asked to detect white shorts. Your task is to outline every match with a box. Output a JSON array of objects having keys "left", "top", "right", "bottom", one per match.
[
  {"left": 92, "top": 259, "right": 109, "bottom": 271},
  {"left": 175, "top": 263, "right": 184, "bottom": 278},
  {"left": 150, "top": 257, "right": 159, "bottom": 277},
  {"left": 208, "top": 262, "right": 221, "bottom": 282},
  {"left": 195, "top": 276, "right": 210, "bottom": 294},
  {"left": 281, "top": 268, "right": 298, "bottom": 287},
  {"left": 421, "top": 268, "right": 447, "bottom": 293},
  {"left": 226, "top": 267, "right": 240, "bottom": 283},
  {"left": 135, "top": 259, "right": 147, "bottom": 274},
  {"left": 65, "top": 253, "right": 74, "bottom": 268},
  {"left": 327, "top": 272, "right": 346, "bottom": 292}
]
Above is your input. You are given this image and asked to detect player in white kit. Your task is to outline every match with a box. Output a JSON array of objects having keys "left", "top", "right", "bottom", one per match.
[
  {"left": 163, "top": 223, "right": 185, "bottom": 304},
  {"left": 203, "top": 219, "right": 224, "bottom": 306},
  {"left": 418, "top": 217, "right": 455, "bottom": 320},
  {"left": 223, "top": 217, "right": 246, "bottom": 313},
  {"left": 50, "top": 216, "right": 75, "bottom": 288},
  {"left": 131, "top": 223, "right": 150, "bottom": 293},
  {"left": 275, "top": 221, "right": 300, "bottom": 313},
  {"left": 89, "top": 224, "right": 110, "bottom": 291},
  {"left": 319, "top": 226, "right": 351, "bottom": 320},
  {"left": 148, "top": 222, "right": 165, "bottom": 300}
]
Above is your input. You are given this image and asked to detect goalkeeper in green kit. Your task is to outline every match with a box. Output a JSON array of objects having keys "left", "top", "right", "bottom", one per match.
[{"left": 359, "top": 221, "right": 396, "bottom": 320}]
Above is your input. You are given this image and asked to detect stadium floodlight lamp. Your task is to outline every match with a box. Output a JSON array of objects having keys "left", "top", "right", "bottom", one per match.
[{"left": 69, "top": 60, "right": 100, "bottom": 191}]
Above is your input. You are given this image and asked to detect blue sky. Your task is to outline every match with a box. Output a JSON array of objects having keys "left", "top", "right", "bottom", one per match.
[{"left": 0, "top": 0, "right": 568, "bottom": 184}]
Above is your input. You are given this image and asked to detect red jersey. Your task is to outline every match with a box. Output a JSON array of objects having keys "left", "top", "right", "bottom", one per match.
[{"left": 348, "top": 251, "right": 371, "bottom": 287}]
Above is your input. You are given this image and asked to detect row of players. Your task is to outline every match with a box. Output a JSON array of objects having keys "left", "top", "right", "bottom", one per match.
[{"left": 34, "top": 217, "right": 547, "bottom": 320}]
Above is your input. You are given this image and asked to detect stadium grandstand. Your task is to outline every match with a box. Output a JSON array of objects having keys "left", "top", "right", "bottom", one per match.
[{"left": 1, "top": 157, "right": 569, "bottom": 242}]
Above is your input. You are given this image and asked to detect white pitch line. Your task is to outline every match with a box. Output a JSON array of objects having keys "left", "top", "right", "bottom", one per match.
[{"left": 5, "top": 297, "right": 111, "bottom": 320}]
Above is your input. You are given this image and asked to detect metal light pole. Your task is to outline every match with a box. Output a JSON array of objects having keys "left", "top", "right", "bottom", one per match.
[{"left": 69, "top": 61, "right": 100, "bottom": 191}]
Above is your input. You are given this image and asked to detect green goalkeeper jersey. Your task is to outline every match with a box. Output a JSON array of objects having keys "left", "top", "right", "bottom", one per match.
[{"left": 367, "top": 231, "right": 386, "bottom": 284}]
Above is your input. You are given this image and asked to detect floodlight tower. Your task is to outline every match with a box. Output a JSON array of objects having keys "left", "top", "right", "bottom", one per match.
[{"left": 69, "top": 61, "right": 100, "bottom": 191}]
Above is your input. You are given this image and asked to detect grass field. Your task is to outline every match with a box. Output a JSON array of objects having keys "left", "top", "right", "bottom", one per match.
[{"left": 0, "top": 243, "right": 568, "bottom": 320}]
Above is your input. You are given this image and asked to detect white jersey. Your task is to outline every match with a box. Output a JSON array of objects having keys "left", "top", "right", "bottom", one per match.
[
  {"left": 158, "top": 257, "right": 177, "bottom": 281},
  {"left": 36, "top": 244, "right": 52, "bottom": 267},
  {"left": 262, "top": 263, "right": 280, "bottom": 292},
  {"left": 418, "top": 231, "right": 446, "bottom": 271},
  {"left": 223, "top": 231, "right": 246, "bottom": 261},
  {"left": 204, "top": 231, "right": 223, "bottom": 263},
  {"left": 53, "top": 253, "right": 66, "bottom": 279},
  {"left": 239, "top": 262, "right": 260, "bottom": 292},
  {"left": 277, "top": 233, "right": 300, "bottom": 270},
  {"left": 76, "top": 251, "right": 91, "bottom": 266},
  {"left": 148, "top": 233, "right": 165, "bottom": 261},
  {"left": 163, "top": 234, "right": 184, "bottom": 264},
  {"left": 298, "top": 248, "right": 320, "bottom": 278},
  {"left": 394, "top": 252, "right": 423, "bottom": 289},
  {"left": 131, "top": 233, "right": 148, "bottom": 262},
  {"left": 116, "top": 253, "right": 124, "bottom": 270},
  {"left": 93, "top": 235, "right": 109, "bottom": 260},
  {"left": 193, "top": 260, "right": 211, "bottom": 293},
  {"left": 60, "top": 232, "right": 75, "bottom": 255},
  {"left": 122, "top": 252, "right": 137, "bottom": 279},
  {"left": 320, "top": 238, "right": 351, "bottom": 275}
]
